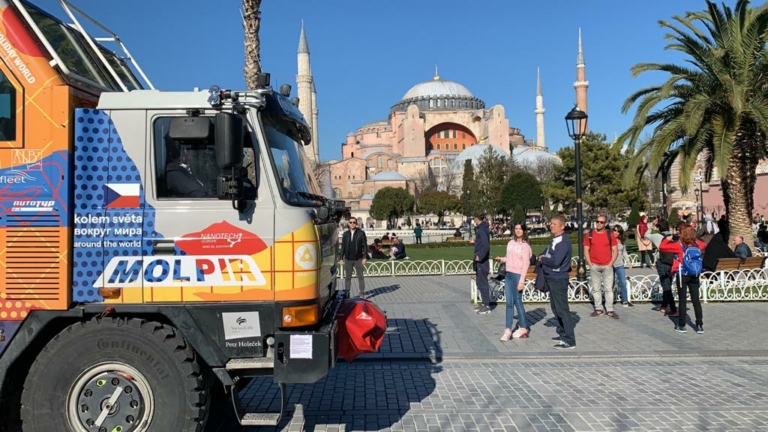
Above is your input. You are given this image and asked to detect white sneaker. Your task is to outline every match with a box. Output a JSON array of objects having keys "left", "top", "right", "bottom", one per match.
[{"left": 500, "top": 328, "right": 512, "bottom": 341}]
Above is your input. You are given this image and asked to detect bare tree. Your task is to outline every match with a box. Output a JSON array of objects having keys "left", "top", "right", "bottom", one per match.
[
  {"left": 242, "top": 0, "right": 262, "bottom": 89},
  {"left": 516, "top": 158, "right": 557, "bottom": 184},
  {"left": 414, "top": 167, "right": 439, "bottom": 196}
]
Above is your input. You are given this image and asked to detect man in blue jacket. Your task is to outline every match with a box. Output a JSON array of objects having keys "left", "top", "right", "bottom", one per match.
[
  {"left": 470, "top": 213, "right": 492, "bottom": 314},
  {"left": 539, "top": 215, "right": 576, "bottom": 349}
]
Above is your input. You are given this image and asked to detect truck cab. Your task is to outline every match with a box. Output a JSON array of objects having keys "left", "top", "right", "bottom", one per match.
[{"left": 0, "top": 1, "right": 347, "bottom": 431}]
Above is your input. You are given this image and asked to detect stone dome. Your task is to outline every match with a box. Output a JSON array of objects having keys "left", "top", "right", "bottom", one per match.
[
  {"left": 402, "top": 80, "right": 474, "bottom": 100},
  {"left": 369, "top": 171, "right": 409, "bottom": 181},
  {"left": 452, "top": 144, "right": 509, "bottom": 171},
  {"left": 512, "top": 147, "right": 561, "bottom": 166},
  {"left": 391, "top": 74, "right": 485, "bottom": 112}
]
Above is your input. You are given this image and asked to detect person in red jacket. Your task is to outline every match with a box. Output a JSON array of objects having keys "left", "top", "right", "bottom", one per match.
[{"left": 659, "top": 225, "right": 707, "bottom": 334}]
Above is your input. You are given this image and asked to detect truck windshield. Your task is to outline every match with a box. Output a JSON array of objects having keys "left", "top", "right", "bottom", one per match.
[{"left": 263, "top": 115, "right": 322, "bottom": 206}]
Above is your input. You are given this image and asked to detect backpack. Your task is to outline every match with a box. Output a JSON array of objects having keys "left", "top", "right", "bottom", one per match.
[
  {"left": 588, "top": 229, "right": 614, "bottom": 247},
  {"left": 679, "top": 242, "right": 703, "bottom": 276}
]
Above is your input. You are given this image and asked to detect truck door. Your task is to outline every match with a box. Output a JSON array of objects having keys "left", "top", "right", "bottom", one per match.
[{"left": 141, "top": 111, "right": 275, "bottom": 304}]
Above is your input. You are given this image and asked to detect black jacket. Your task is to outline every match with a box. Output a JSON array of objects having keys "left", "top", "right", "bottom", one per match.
[
  {"left": 341, "top": 228, "right": 367, "bottom": 261},
  {"left": 473, "top": 220, "right": 490, "bottom": 262}
]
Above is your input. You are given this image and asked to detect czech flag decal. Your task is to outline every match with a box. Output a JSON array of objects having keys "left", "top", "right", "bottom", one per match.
[{"left": 104, "top": 183, "right": 141, "bottom": 208}]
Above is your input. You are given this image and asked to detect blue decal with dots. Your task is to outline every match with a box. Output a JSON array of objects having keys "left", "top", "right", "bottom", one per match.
[{"left": 72, "top": 109, "right": 161, "bottom": 303}]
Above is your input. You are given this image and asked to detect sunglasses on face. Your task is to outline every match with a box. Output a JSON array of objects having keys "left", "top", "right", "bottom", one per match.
[{"left": 597, "top": 220, "right": 606, "bottom": 224}]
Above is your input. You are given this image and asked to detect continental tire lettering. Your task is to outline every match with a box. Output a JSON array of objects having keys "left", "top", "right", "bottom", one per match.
[{"left": 96, "top": 339, "right": 170, "bottom": 379}]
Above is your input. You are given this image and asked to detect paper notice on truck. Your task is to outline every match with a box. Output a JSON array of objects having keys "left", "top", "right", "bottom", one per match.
[{"left": 290, "top": 335, "right": 313, "bottom": 359}]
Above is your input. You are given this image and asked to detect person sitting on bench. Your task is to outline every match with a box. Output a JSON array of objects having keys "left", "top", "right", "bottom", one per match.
[{"left": 389, "top": 237, "right": 407, "bottom": 260}]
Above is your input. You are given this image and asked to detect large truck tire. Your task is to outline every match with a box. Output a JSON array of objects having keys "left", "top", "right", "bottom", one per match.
[{"left": 20, "top": 317, "right": 210, "bottom": 432}]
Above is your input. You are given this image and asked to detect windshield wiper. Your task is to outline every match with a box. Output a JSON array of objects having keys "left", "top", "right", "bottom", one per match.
[{"left": 297, "top": 191, "right": 327, "bottom": 203}]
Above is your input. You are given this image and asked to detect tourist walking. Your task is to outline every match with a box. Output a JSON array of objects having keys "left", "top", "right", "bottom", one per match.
[
  {"left": 495, "top": 223, "right": 532, "bottom": 341},
  {"left": 611, "top": 225, "right": 634, "bottom": 307},
  {"left": 540, "top": 215, "right": 576, "bottom": 349},
  {"left": 650, "top": 219, "right": 678, "bottom": 317},
  {"left": 584, "top": 214, "right": 620, "bottom": 319},
  {"left": 339, "top": 217, "right": 368, "bottom": 297},
  {"left": 659, "top": 225, "right": 706, "bottom": 334},
  {"left": 470, "top": 214, "right": 491, "bottom": 314}
]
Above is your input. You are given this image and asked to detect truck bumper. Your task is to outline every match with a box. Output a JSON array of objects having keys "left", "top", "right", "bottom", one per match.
[{"left": 272, "top": 291, "right": 343, "bottom": 384}]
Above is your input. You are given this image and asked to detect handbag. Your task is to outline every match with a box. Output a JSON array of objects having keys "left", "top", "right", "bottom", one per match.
[{"left": 472, "top": 261, "right": 477, "bottom": 272}]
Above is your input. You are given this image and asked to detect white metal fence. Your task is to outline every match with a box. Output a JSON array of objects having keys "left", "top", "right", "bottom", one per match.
[
  {"left": 469, "top": 267, "right": 768, "bottom": 304},
  {"left": 336, "top": 253, "right": 768, "bottom": 303}
]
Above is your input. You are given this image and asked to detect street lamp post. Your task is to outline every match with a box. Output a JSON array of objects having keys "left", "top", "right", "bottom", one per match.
[
  {"left": 694, "top": 169, "right": 704, "bottom": 223},
  {"left": 694, "top": 188, "right": 700, "bottom": 223},
  {"left": 565, "top": 105, "right": 589, "bottom": 282}
]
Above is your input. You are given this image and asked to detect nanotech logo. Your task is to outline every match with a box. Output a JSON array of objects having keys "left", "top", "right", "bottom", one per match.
[
  {"left": 176, "top": 221, "right": 267, "bottom": 256},
  {"left": 236, "top": 317, "right": 247, "bottom": 325}
]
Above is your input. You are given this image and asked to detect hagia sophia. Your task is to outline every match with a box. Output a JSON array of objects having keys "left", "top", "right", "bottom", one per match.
[{"left": 294, "top": 25, "right": 768, "bottom": 223}]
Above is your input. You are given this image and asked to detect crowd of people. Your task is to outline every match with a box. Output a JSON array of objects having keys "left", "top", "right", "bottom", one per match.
[{"left": 468, "top": 210, "right": 764, "bottom": 350}]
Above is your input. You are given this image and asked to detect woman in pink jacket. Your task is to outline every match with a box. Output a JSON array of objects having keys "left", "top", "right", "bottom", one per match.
[{"left": 495, "top": 223, "right": 533, "bottom": 341}]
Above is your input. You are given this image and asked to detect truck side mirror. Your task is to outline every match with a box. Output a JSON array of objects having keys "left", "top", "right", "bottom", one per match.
[{"left": 215, "top": 112, "right": 244, "bottom": 169}]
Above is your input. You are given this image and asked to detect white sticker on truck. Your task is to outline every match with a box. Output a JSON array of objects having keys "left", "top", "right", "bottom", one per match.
[{"left": 222, "top": 312, "right": 262, "bottom": 340}]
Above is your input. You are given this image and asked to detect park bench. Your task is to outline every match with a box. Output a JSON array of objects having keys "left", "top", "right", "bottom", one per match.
[{"left": 713, "top": 256, "right": 766, "bottom": 271}]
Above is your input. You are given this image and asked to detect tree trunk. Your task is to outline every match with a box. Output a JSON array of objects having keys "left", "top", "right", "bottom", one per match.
[
  {"left": 243, "top": 0, "right": 262, "bottom": 89},
  {"left": 723, "top": 141, "right": 759, "bottom": 250}
]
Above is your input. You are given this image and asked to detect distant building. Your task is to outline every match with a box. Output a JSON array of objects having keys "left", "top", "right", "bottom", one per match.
[{"left": 296, "top": 26, "right": 586, "bottom": 227}]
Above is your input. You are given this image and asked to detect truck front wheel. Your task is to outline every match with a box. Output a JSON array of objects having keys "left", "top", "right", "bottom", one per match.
[{"left": 20, "top": 317, "right": 210, "bottom": 432}]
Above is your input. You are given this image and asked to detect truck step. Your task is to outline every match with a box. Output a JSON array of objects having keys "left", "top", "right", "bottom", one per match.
[
  {"left": 231, "top": 381, "right": 286, "bottom": 427},
  {"left": 225, "top": 357, "right": 272, "bottom": 370},
  {"left": 241, "top": 413, "right": 282, "bottom": 426}
]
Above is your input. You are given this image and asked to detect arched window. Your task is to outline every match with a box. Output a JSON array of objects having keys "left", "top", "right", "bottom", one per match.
[
  {"left": 368, "top": 159, "right": 374, "bottom": 167},
  {"left": 436, "top": 143, "right": 440, "bottom": 150},
  {"left": 387, "top": 159, "right": 395, "bottom": 169},
  {"left": 462, "top": 144, "right": 466, "bottom": 150},
  {"left": 454, "top": 143, "right": 458, "bottom": 150},
  {"left": 377, "top": 155, "right": 383, "bottom": 168}
]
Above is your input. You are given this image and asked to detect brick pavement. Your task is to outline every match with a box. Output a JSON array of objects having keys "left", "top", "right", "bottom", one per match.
[
  {"left": 224, "top": 357, "right": 768, "bottom": 431},
  {"left": 216, "top": 274, "right": 768, "bottom": 431},
  {"left": 362, "top": 275, "right": 768, "bottom": 359}
]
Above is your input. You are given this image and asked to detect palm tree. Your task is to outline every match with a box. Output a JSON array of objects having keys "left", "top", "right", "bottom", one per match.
[
  {"left": 242, "top": 0, "right": 262, "bottom": 89},
  {"left": 617, "top": 0, "right": 768, "bottom": 248}
]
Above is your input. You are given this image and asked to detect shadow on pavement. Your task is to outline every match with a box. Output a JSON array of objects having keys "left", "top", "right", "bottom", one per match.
[
  {"left": 221, "top": 318, "right": 442, "bottom": 431},
  {"left": 364, "top": 284, "right": 400, "bottom": 300}
]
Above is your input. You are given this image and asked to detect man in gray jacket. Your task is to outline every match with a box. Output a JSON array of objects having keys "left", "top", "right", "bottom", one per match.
[{"left": 470, "top": 214, "right": 491, "bottom": 314}]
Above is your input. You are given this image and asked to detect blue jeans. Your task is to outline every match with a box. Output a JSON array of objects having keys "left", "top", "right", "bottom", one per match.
[
  {"left": 613, "top": 265, "right": 628, "bottom": 303},
  {"left": 504, "top": 272, "right": 528, "bottom": 329}
]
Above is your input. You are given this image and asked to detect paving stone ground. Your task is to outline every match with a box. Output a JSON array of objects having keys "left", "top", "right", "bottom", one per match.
[{"left": 217, "top": 274, "right": 768, "bottom": 431}]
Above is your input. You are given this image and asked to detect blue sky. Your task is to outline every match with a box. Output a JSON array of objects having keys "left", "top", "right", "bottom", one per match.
[{"left": 38, "top": 0, "right": 721, "bottom": 161}]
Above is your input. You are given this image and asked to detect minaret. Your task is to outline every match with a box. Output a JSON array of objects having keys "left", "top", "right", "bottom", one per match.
[
  {"left": 534, "top": 67, "right": 546, "bottom": 149},
  {"left": 296, "top": 21, "right": 317, "bottom": 164},
  {"left": 574, "top": 28, "right": 589, "bottom": 117},
  {"left": 311, "top": 79, "right": 319, "bottom": 162}
]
